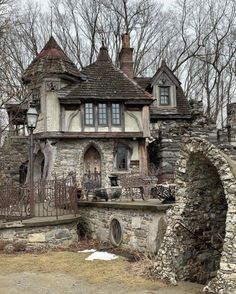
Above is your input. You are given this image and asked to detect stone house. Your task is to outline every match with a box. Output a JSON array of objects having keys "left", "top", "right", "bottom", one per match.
[
  {"left": 19, "top": 35, "right": 154, "bottom": 187},
  {"left": 2, "top": 34, "right": 196, "bottom": 186}
]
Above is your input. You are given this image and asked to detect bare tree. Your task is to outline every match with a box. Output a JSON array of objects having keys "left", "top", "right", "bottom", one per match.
[{"left": 1, "top": 0, "right": 236, "bottom": 128}]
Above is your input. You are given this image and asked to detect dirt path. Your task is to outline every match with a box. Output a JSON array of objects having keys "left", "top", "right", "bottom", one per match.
[
  {"left": 0, "top": 251, "right": 203, "bottom": 294},
  {"left": 0, "top": 272, "right": 203, "bottom": 294}
]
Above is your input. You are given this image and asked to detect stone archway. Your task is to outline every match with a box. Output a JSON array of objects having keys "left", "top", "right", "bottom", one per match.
[{"left": 155, "top": 137, "right": 236, "bottom": 294}]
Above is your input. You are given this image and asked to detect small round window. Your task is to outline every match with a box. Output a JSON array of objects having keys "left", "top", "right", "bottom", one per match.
[{"left": 110, "top": 218, "right": 122, "bottom": 246}]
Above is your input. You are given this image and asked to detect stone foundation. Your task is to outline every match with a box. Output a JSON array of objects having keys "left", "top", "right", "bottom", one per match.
[
  {"left": 78, "top": 201, "right": 170, "bottom": 254},
  {"left": 0, "top": 216, "right": 79, "bottom": 250}
]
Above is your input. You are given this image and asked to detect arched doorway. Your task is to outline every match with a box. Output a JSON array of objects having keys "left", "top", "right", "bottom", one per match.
[
  {"left": 83, "top": 146, "right": 101, "bottom": 188},
  {"left": 154, "top": 137, "right": 236, "bottom": 293}
]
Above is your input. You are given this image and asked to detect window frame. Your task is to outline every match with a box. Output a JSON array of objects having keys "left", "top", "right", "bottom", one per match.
[
  {"left": 159, "top": 86, "right": 170, "bottom": 106},
  {"left": 98, "top": 103, "right": 108, "bottom": 125},
  {"left": 116, "top": 146, "right": 128, "bottom": 171},
  {"left": 111, "top": 103, "right": 121, "bottom": 126},
  {"left": 84, "top": 103, "right": 94, "bottom": 126}
]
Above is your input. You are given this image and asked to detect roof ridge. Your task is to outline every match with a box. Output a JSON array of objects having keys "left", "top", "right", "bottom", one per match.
[
  {"left": 114, "top": 65, "right": 154, "bottom": 100},
  {"left": 79, "top": 57, "right": 154, "bottom": 101}
]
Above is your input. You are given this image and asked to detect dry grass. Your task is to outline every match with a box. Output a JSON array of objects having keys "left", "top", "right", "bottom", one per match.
[{"left": 0, "top": 251, "right": 165, "bottom": 290}]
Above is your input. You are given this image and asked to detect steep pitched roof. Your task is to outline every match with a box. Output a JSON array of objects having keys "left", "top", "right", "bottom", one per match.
[
  {"left": 135, "top": 61, "right": 191, "bottom": 118},
  {"left": 22, "top": 36, "right": 80, "bottom": 84},
  {"left": 58, "top": 46, "right": 154, "bottom": 104}
]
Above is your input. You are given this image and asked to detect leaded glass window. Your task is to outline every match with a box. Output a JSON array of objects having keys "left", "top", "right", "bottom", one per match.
[
  {"left": 159, "top": 86, "right": 170, "bottom": 105},
  {"left": 111, "top": 103, "right": 121, "bottom": 125},
  {"left": 117, "top": 146, "right": 128, "bottom": 170},
  {"left": 85, "top": 103, "right": 94, "bottom": 125},
  {"left": 98, "top": 103, "right": 108, "bottom": 125}
]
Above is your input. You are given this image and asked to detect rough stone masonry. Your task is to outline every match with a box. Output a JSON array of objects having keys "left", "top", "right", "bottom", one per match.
[{"left": 154, "top": 137, "right": 236, "bottom": 294}]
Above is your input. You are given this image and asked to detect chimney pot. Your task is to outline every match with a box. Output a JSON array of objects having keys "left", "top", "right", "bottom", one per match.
[
  {"left": 122, "top": 33, "right": 130, "bottom": 48},
  {"left": 119, "top": 33, "right": 134, "bottom": 79}
]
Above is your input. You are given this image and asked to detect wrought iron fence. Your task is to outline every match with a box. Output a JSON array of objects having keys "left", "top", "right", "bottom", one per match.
[{"left": 0, "top": 175, "right": 78, "bottom": 221}]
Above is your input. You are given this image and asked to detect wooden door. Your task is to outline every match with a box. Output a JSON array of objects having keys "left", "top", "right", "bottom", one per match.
[{"left": 83, "top": 146, "right": 101, "bottom": 188}]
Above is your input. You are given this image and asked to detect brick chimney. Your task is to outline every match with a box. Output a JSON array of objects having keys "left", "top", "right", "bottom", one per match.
[{"left": 119, "top": 33, "right": 134, "bottom": 79}]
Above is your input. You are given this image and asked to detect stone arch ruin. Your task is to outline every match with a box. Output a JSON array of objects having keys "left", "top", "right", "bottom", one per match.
[{"left": 155, "top": 137, "right": 236, "bottom": 294}]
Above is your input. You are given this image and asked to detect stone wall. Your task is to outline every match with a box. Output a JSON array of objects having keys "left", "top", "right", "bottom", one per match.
[
  {"left": 0, "top": 136, "right": 28, "bottom": 184},
  {"left": 175, "top": 153, "right": 227, "bottom": 284},
  {"left": 78, "top": 202, "right": 170, "bottom": 254},
  {"left": 149, "top": 120, "right": 190, "bottom": 182},
  {"left": 149, "top": 117, "right": 219, "bottom": 184},
  {"left": 154, "top": 137, "right": 236, "bottom": 294},
  {"left": 0, "top": 217, "right": 79, "bottom": 251},
  {"left": 52, "top": 138, "right": 141, "bottom": 187}
]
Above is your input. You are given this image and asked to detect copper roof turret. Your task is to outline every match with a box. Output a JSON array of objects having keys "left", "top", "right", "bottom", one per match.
[{"left": 22, "top": 36, "right": 80, "bottom": 84}]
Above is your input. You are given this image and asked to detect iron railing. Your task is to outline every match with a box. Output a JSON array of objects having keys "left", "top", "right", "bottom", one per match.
[{"left": 0, "top": 175, "right": 78, "bottom": 221}]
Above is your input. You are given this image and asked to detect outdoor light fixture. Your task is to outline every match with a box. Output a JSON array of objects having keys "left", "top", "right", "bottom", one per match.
[
  {"left": 27, "top": 103, "right": 38, "bottom": 217},
  {"left": 26, "top": 104, "right": 39, "bottom": 129}
]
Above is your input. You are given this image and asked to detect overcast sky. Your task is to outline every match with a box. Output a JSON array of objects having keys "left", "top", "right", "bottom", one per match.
[
  {"left": 23, "top": 0, "right": 170, "bottom": 10},
  {"left": 22, "top": 0, "right": 49, "bottom": 10}
]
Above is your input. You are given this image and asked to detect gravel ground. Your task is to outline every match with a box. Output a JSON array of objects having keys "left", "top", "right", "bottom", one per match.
[{"left": 0, "top": 272, "right": 203, "bottom": 294}]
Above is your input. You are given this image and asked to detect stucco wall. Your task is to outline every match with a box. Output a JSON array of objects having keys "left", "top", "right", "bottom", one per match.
[
  {"left": 124, "top": 111, "right": 143, "bottom": 132},
  {"left": 46, "top": 92, "right": 60, "bottom": 131}
]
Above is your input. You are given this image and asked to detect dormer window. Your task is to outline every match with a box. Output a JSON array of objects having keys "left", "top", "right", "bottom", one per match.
[{"left": 159, "top": 86, "right": 170, "bottom": 105}]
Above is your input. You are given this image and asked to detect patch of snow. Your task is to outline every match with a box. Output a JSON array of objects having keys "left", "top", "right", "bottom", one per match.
[{"left": 85, "top": 251, "right": 118, "bottom": 261}]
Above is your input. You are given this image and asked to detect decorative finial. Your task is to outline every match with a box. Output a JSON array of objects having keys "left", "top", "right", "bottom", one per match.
[{"left": 161, "top": 59, "right": 166, "bottom": 67}]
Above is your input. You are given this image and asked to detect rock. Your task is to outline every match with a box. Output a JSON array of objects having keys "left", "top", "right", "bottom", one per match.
[
  {"left": 131, "top": 217, "right": 141, "bottom": 229},
  {"left": 28, "top": 233, "right": 46, "bottom": 243},
  {"left": 55, "top": 229, "right": 72, "bottom": 240},
  {"left": 4, "top": 244, "right": 14, "bottom": 253}
]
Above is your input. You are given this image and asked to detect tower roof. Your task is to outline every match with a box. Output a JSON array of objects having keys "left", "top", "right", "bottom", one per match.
[{"left": 22, "top": 36, "right": 80, "bottom": 84}]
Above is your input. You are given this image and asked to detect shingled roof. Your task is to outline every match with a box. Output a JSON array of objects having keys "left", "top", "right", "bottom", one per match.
[
  {"left": 135, "top": 61, "right": 191, "bottom": 118},
  {"left": 22, "top": 36, "right": 80, "bottom": 84},
  {"left": 58, "top": 46, "right": 154, "bottom": 104}
]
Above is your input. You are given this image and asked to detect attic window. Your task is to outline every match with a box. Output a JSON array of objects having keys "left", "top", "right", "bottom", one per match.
[{"left": 159, "top": 86, "right": 170, "bottom": 105}]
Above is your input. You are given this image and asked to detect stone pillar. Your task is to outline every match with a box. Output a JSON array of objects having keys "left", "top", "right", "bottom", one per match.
[
  {"left": 227, "top": 103, "right": 236, "bottom": 146},
  {"left": 119, "top": 33, "right": 134, "bottom": 79}
]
